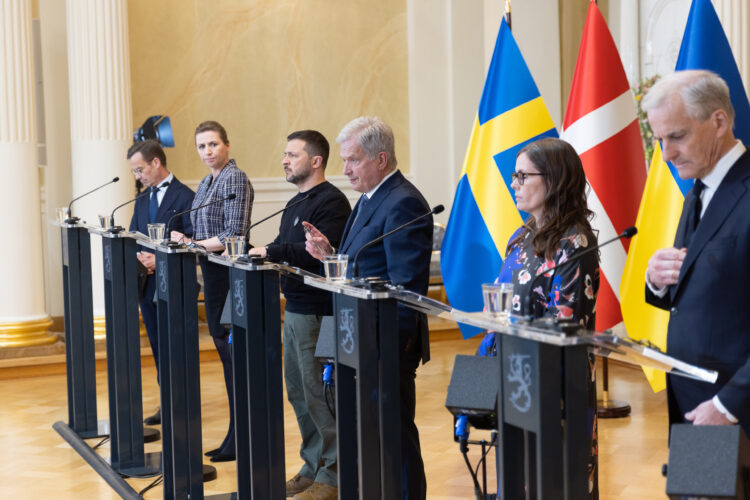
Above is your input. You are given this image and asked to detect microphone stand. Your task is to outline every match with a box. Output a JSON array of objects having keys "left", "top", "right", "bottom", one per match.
[
  {"left": 107, "top": 181, "right": 170, "bottom": 233},
  {"left": 165, "top": 193, "right": 237, "bottom": 248},
  {"left": 65, "top": 176, "right": 120, "bottom": 223}
]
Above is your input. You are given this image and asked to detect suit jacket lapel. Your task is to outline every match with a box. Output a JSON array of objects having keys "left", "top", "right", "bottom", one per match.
[
  {"left": 340, "top": 171, "right": 403, "bottom": 253},
  {"left": 672, "top": 155, "right": 750, "bottom": 300},
  {"left": 155, "top": 178, "right": 179, "bottom": 222}
]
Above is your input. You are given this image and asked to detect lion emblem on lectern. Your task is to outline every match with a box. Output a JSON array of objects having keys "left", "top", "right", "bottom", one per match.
[
  {"left": 158, "top": 265, "right": 168, "bottom": 295},
  {"left": 233, "top": 279, "right": 244, "bottom": 318},
  {"left": 339, "top": 308, "right": 355, "bottom": 355},
  {"left": 507, "top": 353, "right": 532, "bottom": 413}
]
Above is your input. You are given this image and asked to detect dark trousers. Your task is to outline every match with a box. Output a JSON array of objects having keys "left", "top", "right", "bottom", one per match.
[
  {"left": 140, "top": 274, "right": 159, "bottom": 382},
  {"left": 400, "top": 336, "right": 426, "bottom": 500},
  {"left": 199, "top": 256, "right": 235, "bottom": 453}
]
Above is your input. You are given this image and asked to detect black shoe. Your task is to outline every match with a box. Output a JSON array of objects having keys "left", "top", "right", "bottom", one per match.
[
  {"left": 144, "top": 408, "right": 161, "bottom": 426},
  {"left": 205, "top": 447, "right": 222, "bottom": 458},
  {"left": 210, "top": 451, "right": 236, "bottom": 463}
]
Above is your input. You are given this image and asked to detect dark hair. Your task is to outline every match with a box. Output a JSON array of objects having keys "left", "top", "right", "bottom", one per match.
[
  {"left": 127, "top": 139, "right": 167, "bottom": 167},
  {"left": 194, "top": 120, "right": 229, "bottom": 145},
  {"left": 508, "top": 137, "right": 596, "bottom": 259},
  {"left": 287, "top": 130, "right": 330, "bottom": 168}
]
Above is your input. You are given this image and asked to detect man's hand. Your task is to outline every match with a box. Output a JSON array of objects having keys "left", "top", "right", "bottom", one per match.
[
  {"left": 302, "top": 221, "right": 333, "bottom": 260},
  {"left": 685, "top": 399, "right": 733, "bottom": 426},
  {"left": 647, "top": 247, "right": 687, "bottom": 289},
  {"left": 137, "top": 252, "right": 156, "bottom": 274},
  {"left": 248, "top": 246, "right": 267, "bottom": 258}
]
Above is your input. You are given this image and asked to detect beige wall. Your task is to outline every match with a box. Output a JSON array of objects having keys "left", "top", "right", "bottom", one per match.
[{"left": 128, "top": 0, "right": 409, "bottom": 183}]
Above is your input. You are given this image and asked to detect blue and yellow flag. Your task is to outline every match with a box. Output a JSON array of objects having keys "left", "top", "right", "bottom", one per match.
[
  {"left": 620, "top": 0, "right": 750, "bottom": 391},
  {"left": 441, "top": 18, "right": 557, "bottom": 338}
]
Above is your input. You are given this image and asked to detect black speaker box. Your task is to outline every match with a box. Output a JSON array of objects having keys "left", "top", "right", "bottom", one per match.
[
  {"left": 666, "top": 424, "right": 750, "bottom": 499},
  {"left": 314, "top": 316, "right": 335, "bottom": 360},
  {"left": 445, "top": 354, "right": 500, "bottom": 430}
]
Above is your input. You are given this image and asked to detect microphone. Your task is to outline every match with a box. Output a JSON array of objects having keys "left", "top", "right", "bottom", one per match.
[
  {"left": 66, "top": 176, "right": 119, "bottom": 222},
  {"left": 524, "top": 226, "right": 637, "bottom": 320},
  {"left": 244, "top": 192, "right": 315, "bottom": 240},
  {"left": 109, "top": 181, "right": 170, "bottom": 230},
  {"left": 352, "top": 204, "right": 444, "bottom": 277},
  {"left": 165, "top": 193, "right": 237, "bottom": 245}
]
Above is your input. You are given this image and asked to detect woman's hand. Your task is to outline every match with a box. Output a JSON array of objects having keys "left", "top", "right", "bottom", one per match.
[
  {"left": 170, "top": 230, "right": 190, "bottom": 244},
  {"left": 302, "top": 221, "right": 333, "bottom": 260}
]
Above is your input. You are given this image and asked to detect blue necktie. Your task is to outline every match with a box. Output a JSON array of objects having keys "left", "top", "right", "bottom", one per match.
[{"left": 149, "top": 187, "right": 159, "bottom": 222}]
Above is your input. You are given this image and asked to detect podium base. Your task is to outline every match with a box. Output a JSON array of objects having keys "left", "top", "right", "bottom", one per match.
[
  {"left": 203, "top": 463, "right": 218, "bottom": 482},
  {"left": 596, "top": 398, "right": 631, "bottom": 418},
  {"left": 143, "top": 427, "right": 160, "bottom": 443},
  {"left": 109, "top": 451, "right": 162, "bottom": 478},
  {"left": 75, "top": 419, "right": 110, "bottom": 439}
]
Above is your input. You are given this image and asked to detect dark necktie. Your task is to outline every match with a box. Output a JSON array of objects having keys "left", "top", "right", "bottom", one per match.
[
  {"left": 683, "top": 179, "right": 705, "bottom": 247},
  {"left": 149, "top": 186, "right": 159, "bottom": 222},
  {"left": 353, "top": 194, "right": 369, "bottom": 226}
]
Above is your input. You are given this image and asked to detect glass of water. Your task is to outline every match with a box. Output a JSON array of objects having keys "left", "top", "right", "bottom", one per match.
[
  {"left": 147, "top": 223, "right": 166, "bottom": 243},
  {"left": 225, "top": 236, "right": 246, "bottom": 260},
  {"left": 323, "top": 254, "right": 349, "bottom": 281},
  {"left": 482, "top": 282, "right": 513, "bottom": 322}
]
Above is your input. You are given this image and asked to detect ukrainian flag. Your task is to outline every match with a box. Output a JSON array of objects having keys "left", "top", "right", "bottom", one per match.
[
  {"left": 441, "top": 18, "right": 557, "bottom": 338},
  {"left": 620, "top": 0, "right": 750, "bottom": 391}
]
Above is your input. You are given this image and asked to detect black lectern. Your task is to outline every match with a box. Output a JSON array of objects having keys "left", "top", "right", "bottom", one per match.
[
  {"left": 210, "top": 254, "right": 286, "bottom": 499},
  {"left": 154, "top": 243, "right": 224, "bottom": 499},
  {"left": 296, "top": 276, "right": 405, "bottom": 499},
  {"left": 59, "top": 223, "right": 108, "bottom": 438},
  {"left": 100, "top": 229, "right": 160, "bottom": 477}
]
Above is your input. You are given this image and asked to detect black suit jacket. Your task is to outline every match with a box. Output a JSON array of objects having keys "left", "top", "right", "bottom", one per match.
[
  {"left": 646, "top": 149, "right": 750, "bottom": 430},
  {"left": 340, "top": 170, "right": 433, "bottom": 363}
]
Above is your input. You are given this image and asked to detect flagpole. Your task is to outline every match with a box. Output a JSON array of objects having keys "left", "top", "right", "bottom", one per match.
[{"left": 505, "top": 0, "right": 511, "bottom": 30}]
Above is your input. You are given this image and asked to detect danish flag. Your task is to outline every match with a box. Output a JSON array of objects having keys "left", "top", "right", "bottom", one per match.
[{"left": 560, "top": 1, "right": 646, "bottom": 331}]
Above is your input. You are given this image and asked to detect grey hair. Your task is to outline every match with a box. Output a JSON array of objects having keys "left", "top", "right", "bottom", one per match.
[
  {"left": 642, "top": 70, "right": 735, "bottom": 128},
  {"left": 336, "top": 116, "right": 398, "bottom": 170}
]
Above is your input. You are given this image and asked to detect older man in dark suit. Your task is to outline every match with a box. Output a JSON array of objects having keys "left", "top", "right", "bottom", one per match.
[
  {"left": 644, "top": 70, "right": 750, "bottom": 435},
  {"left": 304, "top": 116, "right": 433, "bottom": 500},
  {"left": 127, "top": 139, "right": 194, "bottom": 425}
]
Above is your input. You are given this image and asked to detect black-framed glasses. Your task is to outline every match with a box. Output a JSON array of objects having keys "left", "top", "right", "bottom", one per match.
[{"left": 511, "top": 172, "right": 545, "bottom": 186}]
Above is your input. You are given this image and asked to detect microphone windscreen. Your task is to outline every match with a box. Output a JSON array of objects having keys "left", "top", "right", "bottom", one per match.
[
  {"left": 307, "top": 192, "right": 316, "bottom": 200},
  {"left": 113, "top": 176, "right": 120, "bottom": 182},
  {"left": 433, "top": 204, "right": 445, "bottom": 214},
  {"left": 622, "top": 226, "right": 637, "bottom": 238},
  {"left": 227, "top": 193, "right": 237, "bottom": 200}
]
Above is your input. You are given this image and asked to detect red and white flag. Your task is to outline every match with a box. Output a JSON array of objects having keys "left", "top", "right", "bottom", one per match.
[{"left": 560, "top": 1, "right": 647, "bottom": 331}]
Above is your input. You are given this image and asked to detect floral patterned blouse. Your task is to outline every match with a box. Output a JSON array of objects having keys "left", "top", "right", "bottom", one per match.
[{"left": 498, "top": 225, "right": 600, "bottom": 327}]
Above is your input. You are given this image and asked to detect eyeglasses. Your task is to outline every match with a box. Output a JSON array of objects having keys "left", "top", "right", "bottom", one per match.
[
  {"left": 131, "top": 167, "right": 144, "bottom": 175},
  {"left": 511, "top": 172, "right": 545, "bottom": 186}
]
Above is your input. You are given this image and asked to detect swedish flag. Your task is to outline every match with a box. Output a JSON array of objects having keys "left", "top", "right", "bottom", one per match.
[{"left": 441, "top": 18, "right": 557, "bottom": 338}]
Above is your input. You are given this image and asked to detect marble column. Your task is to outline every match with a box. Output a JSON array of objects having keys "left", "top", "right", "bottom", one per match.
[
  {"left": 714, "top": 0, "right": 750, "bottom": 96},
  {"left": 66, "top": 0, "right": 133, "bottom": 339},
  {"left": 0, "top": 0, "right": 55, "bottom": 347}
]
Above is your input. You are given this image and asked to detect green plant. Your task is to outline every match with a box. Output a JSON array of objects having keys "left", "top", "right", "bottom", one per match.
[{"left": 633, "top": 74, "right": 660, "bottom": 166}]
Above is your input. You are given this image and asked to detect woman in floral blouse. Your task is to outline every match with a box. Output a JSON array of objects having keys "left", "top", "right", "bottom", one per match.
[
  {"left": 499, "top": 137, "right": 599, "bottom": 325},
  {"left": 490, "top": 137, "right": 600, "bottom": 498}
]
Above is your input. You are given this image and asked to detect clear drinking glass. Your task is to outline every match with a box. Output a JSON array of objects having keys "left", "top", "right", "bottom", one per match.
[
  {"left": 56, "top": 207, "right": 69, "bottom": 224},
  {"left": 323, "top": 254, "right": 349, "bottom": 281},
  {"left": 482, "top": 282, "right": 514, "bottom": 321},
  {"left": 98, "top": 214, "right": 111, "bottom": 229},
  {"left": 225, "top": 236, "right": 246, "bottom": 260},
  {"left": 147, "top": 223, "right": 166, "bottom": 243}
]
